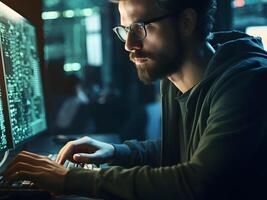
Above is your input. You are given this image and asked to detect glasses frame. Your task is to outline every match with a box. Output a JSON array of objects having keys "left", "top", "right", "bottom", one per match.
[{"left": 113, "top": 12, "right": 180, "bottom": 42}]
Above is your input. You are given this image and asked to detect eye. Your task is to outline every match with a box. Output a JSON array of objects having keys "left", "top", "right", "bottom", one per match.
[
  {"left": 145, "top": 24, "right": 152, "bottom": 28},
  {"left": 145, "top": 24, "right": 155, "bottom": 32}
]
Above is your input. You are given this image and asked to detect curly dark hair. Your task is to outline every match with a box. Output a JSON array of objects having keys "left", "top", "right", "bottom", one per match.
[{"left": 111, "top": 0, "right": 217, "bottom": 41}]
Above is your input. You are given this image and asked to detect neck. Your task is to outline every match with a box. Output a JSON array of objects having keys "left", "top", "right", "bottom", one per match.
[{"left": 168, "top": 41, "right": 215, "bottom": 93}]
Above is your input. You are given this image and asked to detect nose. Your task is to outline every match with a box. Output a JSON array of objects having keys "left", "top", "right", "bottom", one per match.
[{"left": 124, "top": 32, "right": 143, "bottom": 52}]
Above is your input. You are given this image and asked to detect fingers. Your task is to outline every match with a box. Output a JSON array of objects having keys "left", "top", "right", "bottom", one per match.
[
  {"left": 6, "top": 151, "right": 46, "bottom": 171},
  {"left": 2, "top": 150, "right": 69, "bottom": 195},
  {"left": 56, "top": 137, "right": 96, "bottom": 165},
  {"left": 56, "top": 141, "right": 74, "bottom": 164},
  {"left": 3, "top": 151, "right": 52, "bottom": 185},
  {"left": 4, "top": 162, "right": 44, "bottom": 182},
  {"left": 20, "top": 151, "right": 46, "bottom": 158},
  {"left": 56, "top": 136, "right": 114, "bottom": 165},
  {"left": 7, "top": 171, "right": 41, "bottom": 185},
  {"left": 73, "top": 151, "right": 103, "bottom": 164}
]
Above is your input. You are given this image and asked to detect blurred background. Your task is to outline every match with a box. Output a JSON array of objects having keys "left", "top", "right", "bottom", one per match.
[{"left": 1, "top": 0, "right": 267, "bottom": 142}]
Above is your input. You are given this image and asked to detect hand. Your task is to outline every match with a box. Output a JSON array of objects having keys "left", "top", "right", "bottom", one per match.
[
  {"left": 3, "top": 151, "right": 69, "bottom": 194},
  {"left": 56, "top": 136, "right": 115, "bottom": 165}
]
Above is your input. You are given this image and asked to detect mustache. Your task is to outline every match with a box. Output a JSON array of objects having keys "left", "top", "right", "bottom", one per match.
[{"left": 129, "top": 51, "right": 150, "bottom": 62}]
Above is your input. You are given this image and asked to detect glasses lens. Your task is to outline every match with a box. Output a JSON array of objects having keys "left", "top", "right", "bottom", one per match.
[
  {"left": 113, "top": 27, "right": 127, "bottom": 42},
  {"left": 130, "top": 23, "right": 146, "bottom": 41}
]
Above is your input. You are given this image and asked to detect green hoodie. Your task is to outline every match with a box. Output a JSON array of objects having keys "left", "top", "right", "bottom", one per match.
[{"left": 64, "top": 31, "right": 267, "bottom": 200}]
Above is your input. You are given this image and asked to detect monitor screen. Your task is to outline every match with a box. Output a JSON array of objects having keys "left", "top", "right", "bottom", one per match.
[
  {"left": 0, "top": 2, "right": 47, "bottom": 146},
  {"left": 0, "top": 87, "right": 9, "bottom": 152},
  {"left": 246, "top": 26, "right": 267, "bottom": 51}
]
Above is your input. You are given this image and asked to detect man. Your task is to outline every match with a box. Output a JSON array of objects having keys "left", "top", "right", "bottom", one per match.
[{"left": 3, "top": 0, "right": 267, "bottom": 199}]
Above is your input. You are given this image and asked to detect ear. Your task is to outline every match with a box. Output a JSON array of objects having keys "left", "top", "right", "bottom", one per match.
[{"left": 179, "top": 8, "right": 197, "bottom": 37}]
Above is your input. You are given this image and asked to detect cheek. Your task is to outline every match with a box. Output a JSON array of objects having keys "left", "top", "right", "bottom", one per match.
[
  {"left": 144, "top": 28, "right": 179, "bottom": 58},
  {"left": 145, "top": 37, "right": 178, "bottom": 61}
]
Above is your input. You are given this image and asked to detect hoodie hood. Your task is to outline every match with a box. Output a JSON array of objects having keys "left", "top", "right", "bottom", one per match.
[
  {"left": 204, "top": 30, "right": 267, "bottom": 79},
  {"left": 186, "top": 30, "right": 267, "bottom": 106},
  {"left": 188, "top": 31, "right": 267, "bottom": 97}
]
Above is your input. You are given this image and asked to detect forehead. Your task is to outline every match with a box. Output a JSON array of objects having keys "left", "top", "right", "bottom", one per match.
[{"left": 118, "top": 0, "right": 166, "bottom": 26}]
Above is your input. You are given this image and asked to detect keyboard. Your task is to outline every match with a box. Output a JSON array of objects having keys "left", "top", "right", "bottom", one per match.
[
  {"left": 0, "top": 175, "right": 51, "bottom": 200},
  {"left": 48, "top": 154, "right": 101, "bottom": 171}
]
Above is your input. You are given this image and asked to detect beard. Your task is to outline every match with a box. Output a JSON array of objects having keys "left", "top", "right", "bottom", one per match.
[{"left": 129, "top": 42, "right": 185, "bottom": 85}]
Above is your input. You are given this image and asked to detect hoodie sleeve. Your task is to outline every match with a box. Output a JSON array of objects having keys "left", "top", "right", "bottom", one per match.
[
  {"left": 64, "top": 66, "right": 267, "bottom": 199},
  {"left": 111, "top": 139, "right": 161, "bottom": 168}
]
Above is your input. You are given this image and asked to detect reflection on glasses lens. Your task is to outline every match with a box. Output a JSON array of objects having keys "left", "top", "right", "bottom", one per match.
[
  {"left": 113, "top": 23, "right": 146, "bottom": 42},
  {"left": 117, "top": 27, "right": 127, "bottom": 41}
]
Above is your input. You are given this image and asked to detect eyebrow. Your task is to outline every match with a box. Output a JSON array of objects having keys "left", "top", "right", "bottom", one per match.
[
  {"left": 121, "top": 18, "right": 145, "bottom": 27},
  {"left": 121, "top": 13, "right": 179, "bottom": 28},
  {"left": 120, "top": 12, "right": 152, "bottom": 27},
  {"left": 134, "top": 15, "right": 157, "bottom": 24},
  {"left": 120, "top": 16, "right": 153, "bottom": 27}
]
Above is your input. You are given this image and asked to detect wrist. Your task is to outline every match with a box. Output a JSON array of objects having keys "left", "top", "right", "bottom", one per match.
[
  {"left": 109, "top": 144, "right": 131, "bottom": 166},
  {"left": 64, "top": 168, "right": 100, "bottom": 197}
]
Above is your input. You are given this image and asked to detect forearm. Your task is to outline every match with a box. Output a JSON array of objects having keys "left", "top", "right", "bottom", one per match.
[{"left": 64, "top": 161, "right": 215, "bottom": 200}]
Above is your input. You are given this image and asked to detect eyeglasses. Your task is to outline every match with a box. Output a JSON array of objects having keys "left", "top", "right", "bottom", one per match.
[{"left": 113, "top": 12, "right": 180, "bottom": 43}]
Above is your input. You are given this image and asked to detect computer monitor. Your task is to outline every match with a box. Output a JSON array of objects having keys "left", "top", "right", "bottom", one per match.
[
  {"left": 246, "top": 26, "right": 267, "bottom": 51},
  {"left": 0, "top": 87, "right": 12, "bottom": 153},
  {"left": 0, "top": 2, "right": 47, "bottom": 147}
]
